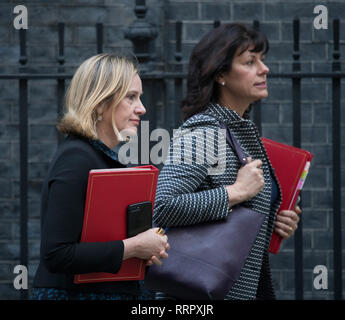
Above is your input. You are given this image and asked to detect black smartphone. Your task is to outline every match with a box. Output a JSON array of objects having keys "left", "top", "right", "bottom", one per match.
[{"left": 126, "top": 201, "right": 152, "bottom": 238}]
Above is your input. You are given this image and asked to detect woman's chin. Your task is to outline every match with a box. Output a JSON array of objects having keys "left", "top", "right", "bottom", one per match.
[
  {"left": 119, "top": 127, "right": 138, "bottom": 139},
  {"left": 253, "top": 91, "right": 268, "bottom": 101}
]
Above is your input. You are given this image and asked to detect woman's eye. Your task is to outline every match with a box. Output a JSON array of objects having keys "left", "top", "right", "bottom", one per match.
[
  {"left": 128, "top": 94, "right": 136, "bottom": 101},
  {"left": 247, "top": 60, "right": 254, "bottom": 65}
]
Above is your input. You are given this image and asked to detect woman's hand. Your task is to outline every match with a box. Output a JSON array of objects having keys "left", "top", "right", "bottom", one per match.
[
  {"left": 145, "top": 245, "right": 170, "bottom": 267},
  {"left": 274, "top": 205, "right": 302, "bottom": 239},
  {"left": 226, "top": 157, "right": 265, "bottom": 207},
  {"left": 123, "top": 228, "right": 170, "bottom": 265}
]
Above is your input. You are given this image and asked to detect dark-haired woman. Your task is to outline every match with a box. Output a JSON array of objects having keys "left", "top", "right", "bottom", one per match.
[{"left": 153, "top": 23, "right": 301, "bottom": 300}]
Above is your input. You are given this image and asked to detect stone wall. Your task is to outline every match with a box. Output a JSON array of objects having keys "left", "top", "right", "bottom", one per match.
[{"left": 0, "top": 0, "right": 344, "bottom": 299}]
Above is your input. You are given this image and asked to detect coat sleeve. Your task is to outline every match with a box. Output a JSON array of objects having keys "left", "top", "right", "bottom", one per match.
[
  {"left": 153, "top": 122, "right": 231, "bottom": 227},
  {"left": 41, "top": 148, "right": 124, "bottom": 275}
]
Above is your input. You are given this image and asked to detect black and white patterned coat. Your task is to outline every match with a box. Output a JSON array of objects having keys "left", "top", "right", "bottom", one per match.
[{"left": 153, "top": 103, "right": 282, "bottom": 300}]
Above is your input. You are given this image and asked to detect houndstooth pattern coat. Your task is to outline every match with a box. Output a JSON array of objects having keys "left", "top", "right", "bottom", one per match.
[{"left": 153, "top": 103, "right": 282, "bottom": 300}]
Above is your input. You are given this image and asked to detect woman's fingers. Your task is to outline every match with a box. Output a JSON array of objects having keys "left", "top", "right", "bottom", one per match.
[
  {"left": 274, "top": 225, "right": 290, "bottom": 239},
  {"left": 276, "top": 216, "right": 298, "bottom": 228},
  {"left": 278, "top": 210, "right": 300, "bottom": 222},
  {"left": 146, "top": 259, "right": 153, "bottom": 266},
  {"left": 275, "top": 209, "right": 301, "bottom": 239},
  {"left": 159, "top": 250, "right": 168, "bottom": 259},
  {"left": 150, "top": 256, "right": 162, "bottom": 266},
  {"left": 295, "top": 205, "right": 302, "bottom": 214},
  {"left": 275, "top": 221, "right": 296, "bottom": 234},
  {"left": 146, "top": 249, "right": 169, "bottom": 267}
]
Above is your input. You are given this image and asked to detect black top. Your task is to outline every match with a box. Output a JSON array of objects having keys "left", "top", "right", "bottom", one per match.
[
  {"left": 270, "top": 176, "right": 279, "bottom": 206},
  {"left": 33, "top": 134, "right": 140, "bottom": 294}
]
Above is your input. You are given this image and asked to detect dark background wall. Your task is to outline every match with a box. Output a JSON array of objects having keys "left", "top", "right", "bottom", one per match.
[{"left": 0, "top": 0, "right": 344, "bottom": 299}]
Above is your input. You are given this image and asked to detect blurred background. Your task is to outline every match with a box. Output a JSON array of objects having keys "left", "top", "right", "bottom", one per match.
[{"left": 0, "top": 0, "right": 344, "bottom": 300}]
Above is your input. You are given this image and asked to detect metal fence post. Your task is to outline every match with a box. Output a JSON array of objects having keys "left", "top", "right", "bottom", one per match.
[
  {"left": 19, "top": 28, "right": 28, "bottom": 300},
  {"left": 124, "top": 0, "right": 158, "bottom": 65},
  {"left": 57, "top": 23, "right": 65, "bottom": 144},
  {"left": 174, "top": 21, "right": 183, "bottom": 130},
  {"left": 252, "top": 20, "right": 262, "bottom": 135},
  {"left": 96, "top": 23, "right": 103, "bottom": 54},
  {"left": 331, "top": 18, "right": 342, "bottom": 300},
  {"left": 292, "top": 18, "right": 303, "bottom": 300}
]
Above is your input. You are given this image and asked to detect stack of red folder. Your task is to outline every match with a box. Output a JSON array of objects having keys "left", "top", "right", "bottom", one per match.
[
  {"left": 74, "top": 165, "right": 159, "bottom": 284},
  {"left": 262, "top": 138, "right": 313, "bottom": 254}
]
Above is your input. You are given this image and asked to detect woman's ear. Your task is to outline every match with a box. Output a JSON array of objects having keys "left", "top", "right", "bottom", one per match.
[
  {"left": 96, "top": 103, "right": 105, "bottom": 116},
  {"left": 215, "top": 74, "right": 225, "bottom": 86}
]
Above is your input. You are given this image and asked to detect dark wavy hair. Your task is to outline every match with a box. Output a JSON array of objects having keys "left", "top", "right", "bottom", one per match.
[{"left": 181, "top": 23, "right": 269, "bottom": 121}]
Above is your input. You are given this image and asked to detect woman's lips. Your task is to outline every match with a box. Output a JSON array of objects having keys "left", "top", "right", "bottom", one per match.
[
  {"left": 130, "top": 119, "right": 140, "bottom": 125},
  {"left": 254, "top": 81, "right": 267, "bottom": 88}
]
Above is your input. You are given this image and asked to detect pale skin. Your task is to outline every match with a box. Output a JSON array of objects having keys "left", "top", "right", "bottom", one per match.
[
  {"left": 96, "top": 73, "right": 170, "bottom": 265},
  {"left": 217, "top": 45, "right": 301, "bottom": 240}
]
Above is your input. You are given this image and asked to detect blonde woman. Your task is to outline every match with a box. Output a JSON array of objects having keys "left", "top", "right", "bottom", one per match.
[{"left": 31, "top": 54, "right": 169, "bottom": 300}]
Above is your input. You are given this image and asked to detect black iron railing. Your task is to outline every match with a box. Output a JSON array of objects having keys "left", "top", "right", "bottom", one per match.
[{"left": 0, "top": 1, "right": 342, "bottom": 301}]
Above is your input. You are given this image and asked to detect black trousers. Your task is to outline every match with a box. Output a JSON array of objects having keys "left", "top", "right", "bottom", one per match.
[{"left": 256, "top": 250, "right": 276, "bottom": 300}]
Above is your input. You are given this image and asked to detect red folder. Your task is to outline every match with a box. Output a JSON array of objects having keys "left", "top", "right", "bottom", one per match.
[
  {"left": 262, "top": 138, "right": 314, "bottom": 254},
  {"left": 74, "top": 165, "right": 159, "bottom": 284}
]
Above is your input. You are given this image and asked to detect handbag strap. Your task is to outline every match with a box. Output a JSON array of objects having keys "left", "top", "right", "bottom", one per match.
[
  {"left": 205, "top": 114, "right": 249, "bottom": 166},
  {"left": 219, "top": 122, "right": 249, "bottom": 166}
]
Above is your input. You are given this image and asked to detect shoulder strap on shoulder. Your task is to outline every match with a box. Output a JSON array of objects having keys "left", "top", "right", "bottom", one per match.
[{"left": 203, "top": 113, "right": 248, "bottom": 165}]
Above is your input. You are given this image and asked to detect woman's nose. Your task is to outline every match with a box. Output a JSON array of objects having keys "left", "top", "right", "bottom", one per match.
[
  {"left": 136, "top": 99, "right": 146, "bottom": 115},
  {"left": 259, "top": 61, "right": 269, "bottom": 75}
]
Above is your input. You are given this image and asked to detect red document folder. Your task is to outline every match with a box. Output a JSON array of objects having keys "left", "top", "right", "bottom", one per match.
[
  {"left": 261, "top": 138, "right": 314, "bottom": 254},
  {"left": 74, "top": 165, "right": 159, "bottom": 284}
]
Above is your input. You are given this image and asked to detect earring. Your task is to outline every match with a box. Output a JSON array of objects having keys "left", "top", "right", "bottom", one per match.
[
  {"left": 221, "top": 82, "right": 225, "bottom": 86},
  {"left": 97, "top": 114, "right": 103, "bottom": 121}
]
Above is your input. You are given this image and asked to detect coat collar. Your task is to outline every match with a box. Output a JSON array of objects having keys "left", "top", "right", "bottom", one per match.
[
  {"left": 204, "top": 102, "right": 251, "bottom": 127},
  {"left": 88, "top": 138, "right": 126, "bottom": 162}
]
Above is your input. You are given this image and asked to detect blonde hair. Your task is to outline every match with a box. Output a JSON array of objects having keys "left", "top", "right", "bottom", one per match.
[{"left": 57, "top": 53, "right": 138, "bottom": 140}]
